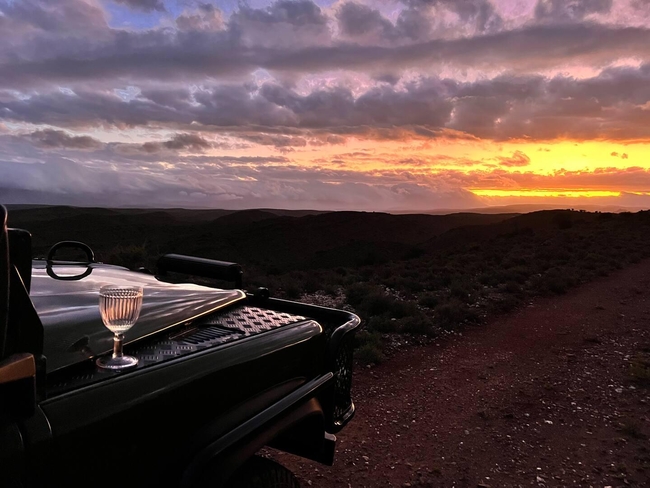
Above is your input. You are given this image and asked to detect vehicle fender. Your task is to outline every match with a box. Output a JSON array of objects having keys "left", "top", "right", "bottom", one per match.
[{"left": 181, "top": 373, "right": 333, "bottom": 488}]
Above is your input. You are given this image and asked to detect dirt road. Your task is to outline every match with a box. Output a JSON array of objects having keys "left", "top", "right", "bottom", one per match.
[{"left": 276, "top": 260, "right": 650, "bottom": 487}]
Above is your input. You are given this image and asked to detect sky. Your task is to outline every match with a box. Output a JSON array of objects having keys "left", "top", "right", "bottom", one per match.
[{"left": 2, "top": 0, "right": 650, "bottom": 211}]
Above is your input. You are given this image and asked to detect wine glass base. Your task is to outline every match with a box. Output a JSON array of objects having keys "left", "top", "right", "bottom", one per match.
[{"left": 96, "top": 355, "right": 139, "bottom": 370}]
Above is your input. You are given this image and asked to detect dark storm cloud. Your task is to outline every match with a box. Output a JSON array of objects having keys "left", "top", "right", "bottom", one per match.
[
  {"left": 1, "top": 0, "right": 650, "bottom": 89},
  {"left": 534, "top": 0, "right": 613, "bottom": 22},
  {"left": 0, "top": 0, "right": 107, "bottom": 34},
  {"left": 337, "top": 3, "right": 395, "bottom": 40},
  {"left": 28, "top": 128, "right": 103, "bottom": 149},
  {"left": 402, "top": 0, "right": 503, "bottom": 33},
  {"left": 176, "top": 3, "right": 223, "bottom": 31},
  {"left": 231, "top": 0, "right": 328, "bottom": 29},
  {"left": 162, "top": 133, "right": 211, "bottom": 150},
  {"left": 228, "top": 0, "right": 330, "bottom": 48},
  {"left": 112, "top": 0, "right": 166, "bottom": 13},
  {"left": 336, "top": 2, "right": 433, "bottom": 43},
  {"left": 5, "top": 64, "right": 650, "bottom": 142},
  {"left": 139, "top": 133, "right": 212, "bottom": 153}
]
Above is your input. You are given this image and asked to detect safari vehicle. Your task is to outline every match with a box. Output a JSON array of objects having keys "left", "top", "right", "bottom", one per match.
[{"left": 0, "top": 205, "right": 360, "bottom": 488}]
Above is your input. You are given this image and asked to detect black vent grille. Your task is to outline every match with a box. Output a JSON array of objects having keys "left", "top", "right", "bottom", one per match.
[
  {"left": 332, "top": 333, "right": 355, "bottom": 427},
  {"left": 196, "top": 306, "right": 306, "bottom": 335},
  {"left": 180, "top": 326, "right": 236, "bottom": 345},
  {"left": 47, "top": 305, "right": 309, "bottom": 396}
]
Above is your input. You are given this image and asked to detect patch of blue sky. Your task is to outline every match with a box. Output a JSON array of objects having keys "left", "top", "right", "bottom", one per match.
[
  {"left": 7, "top": 90, "right": 31, "bottom": 101},
  {"left": 58, "top": 87, "right": 75, "bottom": 96},
  {"left": 100, "top": 0, "right": 354, "bottom": 28},
  {"left": 114, "top": 86, "right": 141, "bottom": 102},
  {"left": 102, "top": 0, "right": 170, "bottom": 29},
  {"left": 215, "top": 0, "right": 274, "bottom": 15},
  {"left": 313, "top": 0, "right": 338, "bottom": 8}
]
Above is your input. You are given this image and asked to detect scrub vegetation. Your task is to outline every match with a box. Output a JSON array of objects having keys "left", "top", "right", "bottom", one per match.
[{"left": 10, "top": 207, "right": 650, "bottom": 363}]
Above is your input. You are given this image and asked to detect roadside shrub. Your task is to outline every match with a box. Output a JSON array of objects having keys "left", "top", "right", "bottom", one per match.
[
  {"left": 536, "top": 267, "right": 578, "bottom": 295},
  {"left": 282, "top": 281, "right": 301, "bottom": 299},
  {"left": 303, "top": 275, "right": 322, "bottom": 293},
  {"left": 435, "top": 299, "right": 478, "bottom": 329},
  {"left": 355, "top": 343, "right": 385, "bottom": 364},
  {"left": 355, "top": 330, "right": 385, "bottom": 364},
  {"left": 345, "top": 283, "right": 377, "bottom": 307},
  {"left": 502, "top": 280, "right": 522, "bottom": 294},
  {"left": 400, "top": 313, "right": 437, "bottom": 336},
  {"left": 492, "top": 294, "right": 521, "bottom": 313},
  {"left": 390, "top": 300, "right": 419, "bottom": 319},
  {"left": 418, "top": 293, "right": 439, "bottom": 308},
  {"left": 356, "top": 329, "right": 382, "bottom": 348},
  {"left": 478, "top": 270, "right": 499, "bottom": 287},
  {"left": 362, "top": 292, "right": 395, "bottom": 315},
  {"left": 450, "top": 279, "right": 474, "bottom": 300},
  {"left": 369, "top": 315, "right": 400, "bottom": 333}
]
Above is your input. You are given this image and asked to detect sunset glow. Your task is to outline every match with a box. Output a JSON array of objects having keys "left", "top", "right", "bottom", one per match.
[
  {"left": 2, "top": 0, "right": 650, "bottom": 210},
  {"left": 470, "top": 190, "right": 622, "bottom": 198}
]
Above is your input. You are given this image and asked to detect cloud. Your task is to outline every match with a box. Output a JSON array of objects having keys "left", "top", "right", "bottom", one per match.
[
  {"left": 3, "top": 128, "right": 650, "bottom": 210},
  {"left": 176, "top": 4, "right": 224, "bottom": 31},
  {"left": 498, "top": 151, "right": 531, "bottom": 167},
  {"left": 611, "top": 151, "right": 630, "bottom": 159},
  {"left": 28, "top": 129, "right": 102, "bottom": 149},
  {"left": 137, "top": 133, "right": 213, "bottom": 153},
  {"left": 229, "top": 0, "right": 330, "bottom": 48},
  {"left": 161, "top": 133, "right": 211, "bottom": 151},
  {"left": 2, "top": 0, "right": 650, "bottom": 90},
  {"left": 1, "top": 0, "right": 650, "bottom": 210},
  {"left": 0, "top": 136, "right": 485, "bottom": 210},
  {"left": 403, "top": 0, "right": 503, "bottom": 33},
  {"left": 239, "top": 133, "right": 307, "bottom": 149},
  {"left": 112, "top": 0, "right": 165, "bottom": 13},
  {"left": 534, "top": 0, "right": 613, "bottom": 22},
  {"left": 337, "top": 3, "right": 395, "bottom": 42},
  {"left": 5, "top": 65, "right": 650, "bottom": 143},
  {"left": 0, "top": 0, "right": 107, "bottom": 35}
]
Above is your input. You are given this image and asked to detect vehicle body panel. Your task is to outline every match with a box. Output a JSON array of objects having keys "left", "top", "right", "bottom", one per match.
[
  {"left": 31, "top": 261, "right": 245, "bottom": 373},
  {"left": 1, "top": 213, "right": 360, "bottom": 488}
]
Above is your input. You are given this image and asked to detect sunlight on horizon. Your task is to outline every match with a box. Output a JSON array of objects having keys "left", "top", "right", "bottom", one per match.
[{"left": 2, "top": 0, "right": 650, "bottom": 210}]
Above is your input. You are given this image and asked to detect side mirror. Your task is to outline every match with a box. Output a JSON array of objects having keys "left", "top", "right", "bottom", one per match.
[{"left": 0, "top": 353, "right": 36, "bottom": 420}]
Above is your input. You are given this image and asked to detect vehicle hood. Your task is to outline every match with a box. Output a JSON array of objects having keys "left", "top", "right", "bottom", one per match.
[{"left": 30, "top": 261, "right": 246, "bottom": 373}]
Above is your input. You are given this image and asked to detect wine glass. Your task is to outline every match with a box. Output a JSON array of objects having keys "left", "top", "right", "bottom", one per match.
[{"left": 96, "top": 285, "right": 143, "bottom": 370}]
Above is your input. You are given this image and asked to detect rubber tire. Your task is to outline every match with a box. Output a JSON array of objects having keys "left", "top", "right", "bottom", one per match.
[{"left": 225, "top": 456, "right": 300, "bottom": 488}]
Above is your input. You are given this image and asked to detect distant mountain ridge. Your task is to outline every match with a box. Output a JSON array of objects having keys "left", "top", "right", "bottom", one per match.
[
  {"left": 7, "top": 206, "right": 516, "bottom": 266},
  {"left": 8, "top": 205, "right": 645, "bottom": 276}
]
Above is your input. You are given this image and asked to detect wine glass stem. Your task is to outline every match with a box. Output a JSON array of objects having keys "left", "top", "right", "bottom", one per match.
[{"left": 112, "top": 333, "right": 124, "bottom": 358}]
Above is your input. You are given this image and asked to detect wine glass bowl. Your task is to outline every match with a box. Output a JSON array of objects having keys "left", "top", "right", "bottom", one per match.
[{"left": 96, "top": 285, "right": 143, "bottom": 370}]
